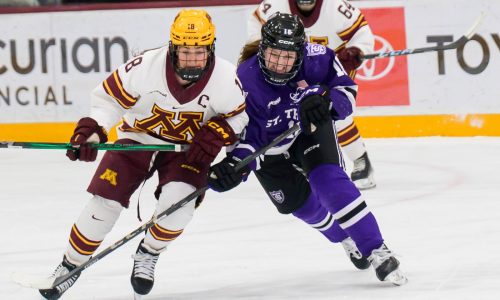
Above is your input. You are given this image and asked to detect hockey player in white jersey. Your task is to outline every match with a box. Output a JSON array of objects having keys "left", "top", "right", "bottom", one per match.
[
  {"left": 248, "top": 0, "right": 376, "bottom": 190},
  {"left": 38, "top": 9, "right": 248, "bottom": 300}
]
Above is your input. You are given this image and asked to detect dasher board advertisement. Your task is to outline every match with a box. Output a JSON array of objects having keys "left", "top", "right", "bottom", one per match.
[
  {"left": 0, "top": 5, "right": 253, "bottom": 124},
  {"left": 0, "top": 0, "right": 498, "bottom": 139}
]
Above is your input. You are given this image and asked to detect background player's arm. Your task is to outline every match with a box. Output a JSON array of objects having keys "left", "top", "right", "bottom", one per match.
[
  {"left": 247, "top": 1, "right": 272, "bottom": 42},
  {"left": 333, "top": 0, "right": 374, "bottom": 76},
  {"left": 345, "top": 22, "right": 374, "bottom": 56},
  {"left": 334, "top": 0, "right": 375, "bottom": 54},
  {"left": 334, "top": 0, "right": 374, "bottom": 54}
]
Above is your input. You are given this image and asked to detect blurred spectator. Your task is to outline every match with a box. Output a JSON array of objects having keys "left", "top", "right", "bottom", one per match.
[
  {"left": 39, "top": 0, "right": 61, "bottom": 5},
  {"left": 0, "top": 0, "right": 39, "bottom": 6},
  {"left": 62, "top": 0, "right": 138, "bottom": 3}
]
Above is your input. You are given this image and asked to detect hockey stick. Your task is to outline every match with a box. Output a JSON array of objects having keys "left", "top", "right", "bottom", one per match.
[
  {"left": 362, "top": 12, "right": 485, "bottom": 60},
  {"left": 12, "top": 123, "right": 301, "bottom": 290},
  {"left": 0, "top": 141, "right": 188, "bottom": 152}
]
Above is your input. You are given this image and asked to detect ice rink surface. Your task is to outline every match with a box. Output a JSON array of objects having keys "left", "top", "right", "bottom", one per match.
[{"left": 1, "top": 137, "right": 499, "bottom": 300}]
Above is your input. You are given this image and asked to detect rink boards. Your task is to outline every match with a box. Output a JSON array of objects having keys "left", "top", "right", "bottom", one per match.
[{"left": 0, "top": 0, "right": 499, "bottom": 141}]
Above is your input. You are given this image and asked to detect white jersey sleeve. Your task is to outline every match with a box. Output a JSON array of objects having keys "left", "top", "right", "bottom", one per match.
[
  {"left": 247, "top": 0, "right": 292, "bottom": 43},
  {"left": 89, "top": 55, "right": 145, "bottom": 133},
  {"left": 332, "top": 0, "right": 374, "bottom": 54},
  {"left": 247, "top": 2, "right": 267, "bottom": 42},
  {"left": 206, "top": 58, "right": 248, "bottom": 134}
]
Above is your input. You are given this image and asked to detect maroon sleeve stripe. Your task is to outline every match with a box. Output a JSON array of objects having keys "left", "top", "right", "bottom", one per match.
[
  {"left": 349, "top": 70, "right": 357, "bottom": 80},
  {"left": 102, "top": 70, "right": 138, "bottom": 109},
  {"left": 338, "top": 14, "right": 368, "bottom": 42},
  {"left": 221, "top": 102, "right": 246, "bottom": 118},
  {"left": 334, "top": 41, "right": 348, "bottom": 52},
  {"left": 253, "top": 8, "right": 266, "bottom": 25}
]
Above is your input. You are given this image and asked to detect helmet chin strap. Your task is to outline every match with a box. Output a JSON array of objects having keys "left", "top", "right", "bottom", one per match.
[
  {"left": 168, "top": 42, "right": 215, "bottom": 84},
  {"left": 176, "top": 67, "right": 204, "bottom": 82}
]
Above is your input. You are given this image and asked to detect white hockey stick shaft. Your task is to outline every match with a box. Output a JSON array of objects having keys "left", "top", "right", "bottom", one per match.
[{"left": 362, "top": 12, "right": 485, "bottom": 60}]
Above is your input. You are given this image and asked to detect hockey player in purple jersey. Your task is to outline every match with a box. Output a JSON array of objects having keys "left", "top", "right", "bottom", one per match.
[
  {"left": 249, "top": 0, "right": 377, "bottom": 190},
  {"left": 208, "top": 12, "right": 407, "bottom": 286}
]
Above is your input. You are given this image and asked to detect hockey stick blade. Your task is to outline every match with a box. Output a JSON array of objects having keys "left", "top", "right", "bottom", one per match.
[
  {"left": 463, "top": 11, "right": 486, "bottom": 40},
  {"left": 11, "top": 272, "right": 55, "bottom": 289},
  {"left": 362, "top": 12, "right": 486, "bottom": 60}
]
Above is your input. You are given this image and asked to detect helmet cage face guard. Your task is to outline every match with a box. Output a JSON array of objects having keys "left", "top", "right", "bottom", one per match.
[
  {"left": 169, "top": 42, "right": 215, "bottom": 82},
  {"left": 258, "top": 45, "right": 303, "bottom": 85},
  {"left": 258, "top": 12, "right": 305, "bottom": 85}
]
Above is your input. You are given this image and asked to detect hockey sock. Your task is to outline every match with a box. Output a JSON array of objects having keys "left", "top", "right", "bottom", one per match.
[
  {"left": 308, "top": 164, "right": 383, "bottom": 257},
  {"left": 292, "top": 193, "right": 348, "bottom": 243},
  {"left": 142, "top": 181, "right": 196, "bottom": 253},
  {"left": 65, "top": 195, "right": 123, "bottom": 265},
  {"left": 336, "top": 118, "right": 367, "bottom": 161}
]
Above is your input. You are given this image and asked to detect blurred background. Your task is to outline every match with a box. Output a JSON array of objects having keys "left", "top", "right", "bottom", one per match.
[{"left": 1, "top": 0, "right": 498, "bottom": 142}]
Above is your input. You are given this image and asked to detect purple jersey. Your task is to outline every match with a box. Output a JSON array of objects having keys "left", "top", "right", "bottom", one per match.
[{"left": 232, "top": 43, "right": 357, "bottom": 166}]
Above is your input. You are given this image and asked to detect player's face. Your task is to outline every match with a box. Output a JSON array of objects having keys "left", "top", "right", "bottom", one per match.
[
  {"left": 263, "top": 47, "right": 297, "bottom": 74},
  {"left": 176, "top": 46, "right": 209, "bottom": 69}
]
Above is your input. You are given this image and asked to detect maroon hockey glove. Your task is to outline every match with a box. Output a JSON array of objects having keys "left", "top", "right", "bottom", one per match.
[
  {"left": 186, "top": 117, "right": 237, "bottom": 166},
  {"left": 337, "top": 47, "right": 363, "bottom": 74},
  {"left": 66, "top": 117, "right": 108, "bottom": 162}
]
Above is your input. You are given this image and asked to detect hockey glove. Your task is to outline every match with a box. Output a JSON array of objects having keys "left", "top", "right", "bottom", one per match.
[
  {"left": 66, "top": 117, "right": 108, "bottom": 162},
  {"left": 186, "top": 117, "right": 237, "bottom": 166},
  {"left": 299, "top": 86, "right": 332, "bottom": 135},
  {"left": 337, "top": 47, "right": 363, "bottom": 75},
  {"left": 208, "top": 156, "right": 250, "bottom": 192}
]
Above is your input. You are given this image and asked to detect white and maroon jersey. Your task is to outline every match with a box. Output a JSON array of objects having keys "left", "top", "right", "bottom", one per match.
[
  {"left": 89, "top": 46, "right": 248, "bottom": 145},
  {"left": 248, "top": 0, "right": 374, "bottom": 55}
]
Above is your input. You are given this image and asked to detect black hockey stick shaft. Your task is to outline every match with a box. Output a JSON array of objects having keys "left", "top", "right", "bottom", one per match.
[
  {"left": 50, "top": 123, "right": 301, "bottom": 288},
  {"left": 362, "top": 12, "right": 485, "bottom": 60}
]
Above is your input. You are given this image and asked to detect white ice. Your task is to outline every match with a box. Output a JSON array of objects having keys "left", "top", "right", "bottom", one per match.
[{"left": 1, "top": 137, "right": 499, "bottom": 300}]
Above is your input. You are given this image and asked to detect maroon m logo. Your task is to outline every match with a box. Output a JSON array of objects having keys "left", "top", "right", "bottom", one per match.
[{"left": 134, "top": 104, "right": 204, "bottom": 142}]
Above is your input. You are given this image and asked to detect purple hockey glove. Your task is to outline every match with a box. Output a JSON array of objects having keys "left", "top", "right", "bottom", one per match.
[
  {"left": 208, "top": 156, "right": 251, "bottom": 192},
  {"left": 298, "top": 85, "right": 332, "bottom": 135}
]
